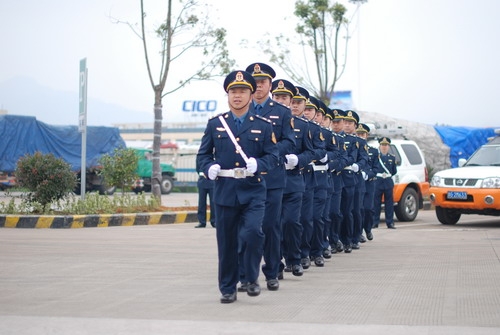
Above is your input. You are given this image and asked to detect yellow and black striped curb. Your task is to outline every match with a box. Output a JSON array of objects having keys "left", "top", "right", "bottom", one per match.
[{"left": 0, "top": 211, "right": 198, "bottom": 229}]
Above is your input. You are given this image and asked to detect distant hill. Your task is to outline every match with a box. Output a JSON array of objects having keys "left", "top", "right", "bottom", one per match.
[{"left": 0, "top": 76, "right": 152, "bottom": 126}]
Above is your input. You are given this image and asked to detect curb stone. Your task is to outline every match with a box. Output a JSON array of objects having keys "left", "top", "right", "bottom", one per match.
[{"left": 0, "top": 211, "right": 198, "bottom": 229}]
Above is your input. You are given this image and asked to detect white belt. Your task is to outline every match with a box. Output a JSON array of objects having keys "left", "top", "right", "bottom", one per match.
[
  {"left": 343, "top": 166, "right": 354, "bottom": 171},
  {"left": 218, "top": 168, "right": 254, "bottom": 179},
  {"left": 312, "top": 164, "right": 328, "bottom": 171},
  {"left": 376, "top": 173, "right": 391, "bottom": 179}
]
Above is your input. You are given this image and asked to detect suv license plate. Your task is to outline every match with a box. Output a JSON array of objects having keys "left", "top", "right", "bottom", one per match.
[{"left": 447, "top": 191, "right": 467, "bottom": 200}]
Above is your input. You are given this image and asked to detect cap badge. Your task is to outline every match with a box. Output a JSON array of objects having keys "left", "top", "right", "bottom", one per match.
[
  {"left": 235, "top": 71, "right": 244, "bottom": 82},
  {"left": 253, "top": 64, "right": 262, "bottom": 74},
  {"left": 278, "top": 80, "right": 285, "bottom": 89}
]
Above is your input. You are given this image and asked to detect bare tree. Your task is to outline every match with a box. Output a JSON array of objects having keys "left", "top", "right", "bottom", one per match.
[
  {"left": 262, "top": 0, "right": 355, "bottom": 104},
  {"left": 114, "top": 0, "right": 233, "bottom": 200}
]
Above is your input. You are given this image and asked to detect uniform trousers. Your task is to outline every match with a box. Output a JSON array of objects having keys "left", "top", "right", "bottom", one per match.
[
  {"left": 328, "top": 174, "right": 343, "bottom": 247},
  {"left": 299, "top": 187, "right": 315, "bottom": 259},
  {"left": 352, "top": 174, "right": 366, "bottom": 244},
  {"left": 373, "top": 178, "right": 395, "bottom": 227},
  {"left": 340, "top": 184, "right": 355, "bottom": 246},
  {"left": 281, "top": 189, "right": 304, "bottom": 266},
  {"left": 363, "top": 180, "right": 376, "bottom": 234},
  {"left": 261, "top": 188, "right": 284, "bottom": 280},
  {"left": 217, "top": 199, "right": 265, "bottom": 295},
  {"left": 321, "top": 183, "right": 334, "bottom": 251},
  {"left": 310, "top": 187, "right": 327, "bottom": 258}
]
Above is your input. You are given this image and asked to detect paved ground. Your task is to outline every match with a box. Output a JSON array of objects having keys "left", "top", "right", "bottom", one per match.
[{"left": 1, "top": 193, "right": 500, "bottom": 334}]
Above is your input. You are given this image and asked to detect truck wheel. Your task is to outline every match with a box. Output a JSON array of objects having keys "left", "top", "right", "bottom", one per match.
[
  {"left": 98, "top": 185, "right": 116, "bottom": 195},
  {"left": 160, "top": 175, "right": 174, "bottom": 194},
  {"left": 435, "top": 206, "right": 460, "bottom": 225},
  {"left": 395, "top": 188, "right": 418, "bottom": 222}
]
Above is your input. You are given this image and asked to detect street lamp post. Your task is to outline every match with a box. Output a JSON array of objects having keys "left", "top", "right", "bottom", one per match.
[{"left": 349, "top": 0, "right": 367, "bottom": 111}]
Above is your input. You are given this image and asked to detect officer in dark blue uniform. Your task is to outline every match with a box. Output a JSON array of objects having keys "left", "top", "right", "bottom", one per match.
[
  {"left": 309, "top": 99, "right": 339, "bottom": 266},
  {"left": 197, "top": 70, "right": 279, "bottom": 304},
  {"left": 240, "top": 63, "right": 296, "bottom": 292},
  {"left": 195, "top": 159, "right": 216, "bottom": 228},
  {"left": 328, "top": 109, "right": 348, "bottom": 253},
  {"left": 298, "top": 92, "right": 326, "bottom": 268},
  {"left": 320, "top": 108, "right": 347, "bottom": 256},
  {"left": 373, "top": 137, "right": 398, "bottom": 229},
  {"left": 339, "top": 110, "right": 363, "bottom": 253},
  {"left": 344, "top": 111, "right": 369, "bottom": 250},
  {"left": 272, "top": 79, "right": 314, "bottom": 278},
  {"left": 356, "top": 123, "right": 379, "bottom": 240}
]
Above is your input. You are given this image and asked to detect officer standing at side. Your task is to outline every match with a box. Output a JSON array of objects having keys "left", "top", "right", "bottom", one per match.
[
  {"left": 195, "top": 162, "right": 216, "bottom": 228},
  {"left": 373, "top": 137, "right": 398, "bottom": 229},
  {"left": 197, "top": 71, "right": 278, "bottom": 304}
]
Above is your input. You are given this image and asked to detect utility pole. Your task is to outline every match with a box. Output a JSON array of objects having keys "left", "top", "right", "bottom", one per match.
[{"left": 349, "top": 0, "right": 367, "bottom": 110}]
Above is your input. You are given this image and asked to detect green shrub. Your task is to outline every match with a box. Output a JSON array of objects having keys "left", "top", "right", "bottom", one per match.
[
  {"left": 15, "top": 152, "right": 77, "bottom": 210},
  {"left": 99, "top": 148, "right": 139, "bottom": 195}
]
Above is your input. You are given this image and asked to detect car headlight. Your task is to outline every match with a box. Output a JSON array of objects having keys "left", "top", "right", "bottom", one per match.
[
  {"left": 431, "top": 175, "right": 442, "bottom": 187},
  {"left": 481, "top": 177, "right": 500, "bottom": 188}
]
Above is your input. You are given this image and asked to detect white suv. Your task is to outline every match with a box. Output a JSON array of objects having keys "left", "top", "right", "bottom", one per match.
[
  {"left": 368, "top": 139, "right": 430, "bottom": 222},
  {"left": 429, "top": 132, "right": 500, "bottom": 224}
]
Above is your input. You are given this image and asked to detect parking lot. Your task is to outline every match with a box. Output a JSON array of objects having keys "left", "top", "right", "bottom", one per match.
[{"left": 1, "top": 195, "right": 500, "bottom": 334}]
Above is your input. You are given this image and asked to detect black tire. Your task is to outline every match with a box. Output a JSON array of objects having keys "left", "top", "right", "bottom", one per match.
[
  {"left": 395, "top": 188, "right": 419, "bottom": 222},
  {"left": 435, "top": 206, "right": 461, "bottom": 225},
  {"left": 160, "top": 175, "right": 174, "bottom": 194}
]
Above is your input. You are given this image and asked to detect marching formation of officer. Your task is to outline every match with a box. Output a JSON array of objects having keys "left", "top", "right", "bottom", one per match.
[{"left": 197, "top": 64, "right": 398, "bottom": 304}]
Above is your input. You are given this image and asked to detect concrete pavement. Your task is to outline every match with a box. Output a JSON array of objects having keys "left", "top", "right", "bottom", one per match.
[{"left": 1, "top": 193, "right": 500, "bottom": 334}]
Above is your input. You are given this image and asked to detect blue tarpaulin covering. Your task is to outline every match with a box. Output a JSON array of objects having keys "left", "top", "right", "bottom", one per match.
[
  {"left": 0, "top": 115, "right": 125, "bottom": 172},
  {"left": 434, "top": 126, "right": 497, "bottom": 168}
]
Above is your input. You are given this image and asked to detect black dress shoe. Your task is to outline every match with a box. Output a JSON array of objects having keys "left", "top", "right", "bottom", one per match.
[
  {"left": 313, "top": 256, "right": 325, "bottom": 267},
  {"left": 300, "top": 257, "right": 311, "bottom": 269},
  {"left": 210, "top": 223, "right": 216, "bottom": 228},
  {"left": 351, "top": 243, "right": 360, "bottom": 250},
  {"left": 194, "top": 223, "right": 206, "bottom": 228},
  {"left": 372, "top": 225, "right": 379, "bottom": 229},
  {"left": 266, "top": 278, "right": 279, "bottom": 291},
  {"left": 220, "top": 292, "right": 237, "bottom": 304},
  {"left": 284, "top": 265, "right": 292, "bottom": 272},
  {"left": 360, "top": 235, "right": 367, "bottom": 243},
  {"left": 237, "top": 282, "right": 248, "bottom": 292},
  {"left": 247, "top": 282, "right": 261, "bottom": 297},
  {"left": 344, "top": 244, "right": 352, "bottom": 253},
  {"left": 387, "top": 225, "right": 396, "bottom": 229},
  {"left": 323, "top": 248, "right": 332, "bottom": 259},
  {"left": 292, "top": 264, "right": 304, "bottom": 276},
  {"left": 278, "top": 271, "right": 284, "bottom": 280},
  {"left": 367, "top": 232, "right": 373, "bottom": 240},
  {"left": 330, "top": 245, "right": 338, "bottom": 254},
  {"left": 336, "top": 241, "right": 344, "bottom": 253}
]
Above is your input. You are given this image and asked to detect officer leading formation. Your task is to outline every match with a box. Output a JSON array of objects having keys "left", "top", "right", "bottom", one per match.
[{"left": 196, "top": 63, "right": 398, "bottom": 304}]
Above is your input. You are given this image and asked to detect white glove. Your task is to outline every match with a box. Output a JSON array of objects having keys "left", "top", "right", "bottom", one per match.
[
  {"left": 208, "top": 164, "right": 221, "bottom": 180},
  {"left": 320, "top": 154, "right": 328, "bottom": 163},
  {"left": 362, "top": 171, "right": 368, "bottom": 180},
  {"left": 246, "top": 157, "right": 258, "bottom": 174},
  {"left": 351, "top": 163, "right": 359, "bottom": 173},
  {"left": 285, "top": 154, "right": 299, "bottom": 167}
]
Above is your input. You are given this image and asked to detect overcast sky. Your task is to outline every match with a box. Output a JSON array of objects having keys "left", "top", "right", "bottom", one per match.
[{"left": 1, "top": 0, "right": 499, "bottom": 128}]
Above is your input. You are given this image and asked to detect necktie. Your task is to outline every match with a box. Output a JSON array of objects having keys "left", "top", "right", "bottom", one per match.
[
  {"left": 255, "top": 104, "right": 262, "bottom": 115},
  {"left": 235, "top": 118, "right": 241, "bottom": 131}
]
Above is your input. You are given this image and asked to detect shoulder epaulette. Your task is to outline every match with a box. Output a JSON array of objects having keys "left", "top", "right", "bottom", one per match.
[
  {"left": 255, "top": 114, "right": 272, "bottom": 123},
  {"left": 210, "top": 112, "right": 226, "bottom": 120},
  {"left": 295, "top": 116, "right": 308, "bottom": 123}
]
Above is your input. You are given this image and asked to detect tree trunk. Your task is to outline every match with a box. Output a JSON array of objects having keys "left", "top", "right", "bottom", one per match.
[{"left": 151, "top": 87, "right": 163, "bottom": 201}]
